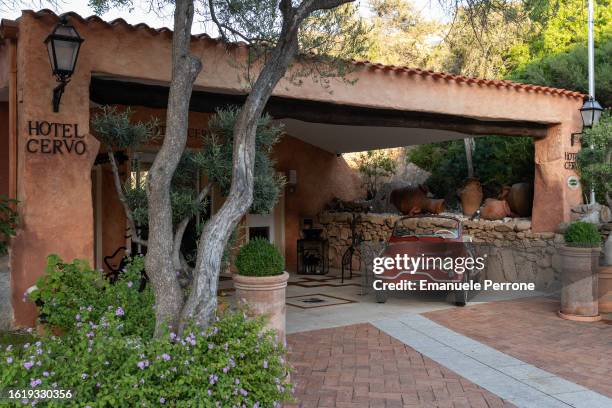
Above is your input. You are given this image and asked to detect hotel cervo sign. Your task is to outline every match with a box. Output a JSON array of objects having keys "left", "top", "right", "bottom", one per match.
[{"left": 26, "top": 120, "right": 87, "bottom": 155}]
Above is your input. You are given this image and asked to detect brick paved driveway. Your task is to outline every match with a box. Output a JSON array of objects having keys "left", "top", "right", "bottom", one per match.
[
  {"left": 286, "top": 323, "right": 515, "bottom": 408},
  {"left": 424, "top": 296, "right": 612, "bottom": 399}
]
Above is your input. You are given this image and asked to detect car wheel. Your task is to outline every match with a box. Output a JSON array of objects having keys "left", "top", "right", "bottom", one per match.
[
  {"left": 455, "top": 289, "right": 468, "bottom": 306},
  {"left": 375, "top": 291, "right": 388, "bottom": 303}
]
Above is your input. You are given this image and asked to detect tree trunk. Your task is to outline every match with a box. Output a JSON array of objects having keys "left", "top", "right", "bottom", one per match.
[
  {"left": 180, "top": 16, "right": 303, "bottom": 330},
  {"left": 464, "top": 138, "right": 474, "bottom": 178},
  {"left": 145, "top": 0, "right": 202, "bottom": 336}
]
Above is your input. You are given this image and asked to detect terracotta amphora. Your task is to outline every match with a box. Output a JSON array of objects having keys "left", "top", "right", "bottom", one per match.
[
  {"left": 506, "top": 183, "right": 533, "bottom": 217},
  {"left": 480, "top": 198, "right": 513, "bottom": 220},
  {"left": 457, "top": 178, "right": 483, "bottom": 216},
  {"left": 390, "top": 185, "right": 445, "bottom": 215}
]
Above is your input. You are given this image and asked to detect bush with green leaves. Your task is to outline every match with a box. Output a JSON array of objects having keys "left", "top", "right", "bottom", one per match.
[
  {"left": 408, "top": 136, "right": 534, "bottom": 204},
  {"left": 0, "top": 195, "right": 18, "bottom": 256},
  {"left": 354, "top": 150, "right": 397, "bottom": 199},
  {"left": 235, "top": 238, "right": 285, "bottom": 277},
  {"left": 564, "top": 221, "right": 602, "bottom": 248},
  {"left": 576, "top": 111, "right": 611, "bottom": 208},
  {"left": 0, "top": 309, "right": 292, "bottom": 407},
  {"left": 28, "top": 255, "right": 154, "bottom": 338}
]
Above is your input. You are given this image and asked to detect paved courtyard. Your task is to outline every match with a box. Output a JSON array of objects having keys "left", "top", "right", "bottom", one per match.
[
  {"left": 278, "top": 271, "right": 612, "bottom": 408},
  {"left": 286, "top": 323, "right": 516, "bottom": 408},
  {"left": 424, "top": 297, "right": 612, "bottom": 399}
]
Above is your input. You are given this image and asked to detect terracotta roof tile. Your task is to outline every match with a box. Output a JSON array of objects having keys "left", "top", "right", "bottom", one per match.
[{"left": 6, "top": 9, "right": 585, "bottom": 100}]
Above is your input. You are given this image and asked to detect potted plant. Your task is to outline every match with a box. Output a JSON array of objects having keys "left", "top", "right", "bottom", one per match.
[
  {"left": 233, "top": 238, "right": 289, "bottom": 344},
  {"left": 558, "top": 221, "right": 602, "bottom": 321},
  {"left": 576, "top": 112, "right": 612, "bottom": 311}
]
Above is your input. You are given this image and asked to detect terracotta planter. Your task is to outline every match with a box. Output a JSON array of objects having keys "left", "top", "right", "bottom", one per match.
[
  {"left": 558, "top": 246, "right": 601, "bottom": 321},
  {"left": 506, "top": 183, "right": 533, "bottom": 217},
  {"left": 480, "top": 199, "right": 512, "bottom": 220},
  {"left": 457, "top": 178, "right": 483, "bottom": 216},
  {"left": 598, "top": 265, "right": 612, "bottom": 313},
  {"left": 390, "top": 185, "right": 445, "bottom": 215},
  {"left": 233, "top": 272, "right": 289, "bottom": 344}
]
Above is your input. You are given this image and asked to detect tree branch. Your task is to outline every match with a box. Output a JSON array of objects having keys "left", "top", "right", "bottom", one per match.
[
  {"left": 107, "top": 148, "right": 148, "bottom": 247},
  {"left": 172, "top": 183, "right": 212, "bottom": 272}
]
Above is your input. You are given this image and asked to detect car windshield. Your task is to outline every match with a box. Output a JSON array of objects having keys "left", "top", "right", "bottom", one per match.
[{"left": 393, "top": 217, "right": 460, "bottom": 239}]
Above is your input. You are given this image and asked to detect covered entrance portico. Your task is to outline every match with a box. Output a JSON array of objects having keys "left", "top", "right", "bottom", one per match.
[{"left": 1, "top": 9, "right": 585, "bottom": 327}]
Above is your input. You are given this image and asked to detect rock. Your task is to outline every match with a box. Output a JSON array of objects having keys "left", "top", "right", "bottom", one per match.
[
  {"left": 494, "top": 224, "right": 513, "bottom": 232},
  {"left": 514, "top": 220, "right": 531, "bottom": 232}
]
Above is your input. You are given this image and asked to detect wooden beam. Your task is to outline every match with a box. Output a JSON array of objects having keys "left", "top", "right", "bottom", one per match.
[{"left": 90, "top": 78, "right": 549, "bottom": 138}]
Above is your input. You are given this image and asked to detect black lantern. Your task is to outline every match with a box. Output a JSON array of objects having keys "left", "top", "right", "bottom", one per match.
[
  {"left": 580, "top": 97, "right": 603, "bottom": 128},
  {"left": 44, "top": 16, "right": 84, "bottom": 112}
]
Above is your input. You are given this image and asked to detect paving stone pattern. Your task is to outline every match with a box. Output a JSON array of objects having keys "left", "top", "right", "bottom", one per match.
[
  {"left": 424, "top": 297, "right": 612, "bottom": 399},
  {"left": 286, "top": 323, "right": 515, "bottom": 408}
]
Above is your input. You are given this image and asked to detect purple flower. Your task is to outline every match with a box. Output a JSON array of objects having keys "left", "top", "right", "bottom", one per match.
[
  {"left": 159, "top": 397, "right": 166, "bottom": 404},
  {"left": 127, "top": 281, "right": 133, "bottom": 288},
  {"left": 207, "top": 389, "right": 212, "bottom": 396},
  {"left": 263, "top": 360, "right": 268, "bottom": 369},
  {"left": 239, "top": 389, "right": 248, "bottom": 396},
  {"left": 137, "top": 360, "right": 149, "bottom": 370},
  {"left": 208, "top": 343, "right": 214, "bottom": 350},
  {"left": 209, "top": 374, "right": 218, "bottom": 385},
  {"left": 115, "top": 307, "right": 125, "bottom": 317},
  {"left": 6, "top": 357, "right": 13, "bottom": 364},
  {"left": 161, "top": 353, "right": 171, "bottom": 361},
  {"left": 42, "top": 371, "right": 49, "bottom": 377},
  {"left": 30, "top": 379, "right": 42, "bottom": 388},
  {"left": 81, "top": 373, "right": 88, "bottom": 380},
  {"left": 23, "top": 361, "right": 33, "bottom": 370},
  {"left": 87, "top": 306, "right": 93, "bottom": 312},
  {"left": 223, "top": 366, "right": 229, "bottom": 373},
  {"left": 86, "top": 332, "right": 94, "bottom": 338},
  {"left": 75, "top": 314, "right": 81, "bottom": 321}
]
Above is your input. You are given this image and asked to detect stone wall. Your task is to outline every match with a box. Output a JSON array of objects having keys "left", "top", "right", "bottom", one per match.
[
  {"left": 316, "top": 212, "right": 563, "bottom": 290},
  {"left": 0, "top": 256, "right": 12, "bottom": 330}
]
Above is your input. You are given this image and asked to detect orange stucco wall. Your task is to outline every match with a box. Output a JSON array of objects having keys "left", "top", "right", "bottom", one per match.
[
  {"left": 0, "top": 104, "right": 8, "bottom": 198},
  {"left": 5, "top": 11, "right": 584, "bottom": 326},
  {"left": 273, "top": 136, "right": 364, "bottom": 271}
]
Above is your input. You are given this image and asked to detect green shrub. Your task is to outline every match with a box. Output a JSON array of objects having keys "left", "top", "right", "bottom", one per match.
[
  {"left": 28, "top": 255, "right": 154, "bottom": 338},
  {"left": 564, "top": 221, "right": 602, "bottom": 247},
  {"left": 0, "top": 195, "right": 18, "bottom": 256},
  {"left": 407, "top": 136, "right": 534, "bottom": 204},
  {"left": 0, "top": 310, "right": 292, "bottom": 407},
  {"left": 235, "top": 238, "right": 285, "bottom": 277}
]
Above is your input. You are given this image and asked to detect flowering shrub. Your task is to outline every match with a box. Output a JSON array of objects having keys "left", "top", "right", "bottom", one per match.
[
  {"left": 0, "top": 310, "right": 292, "bottom": 407},
  {"left": 28, "top": 255, "right": 154, "bottom": 338}
]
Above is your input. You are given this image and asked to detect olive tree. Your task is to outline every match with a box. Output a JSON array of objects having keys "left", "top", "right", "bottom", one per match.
[{"left": 87, "top": 0, "right": 523, "bottom": 335}]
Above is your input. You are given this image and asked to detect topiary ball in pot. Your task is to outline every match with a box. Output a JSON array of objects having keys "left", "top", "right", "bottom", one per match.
[
  {"left": 235, "top": 237, "right": 285, "bottom": 277},
  {"left": 564, "top": 221, "right": 601, "bottom": 248}
]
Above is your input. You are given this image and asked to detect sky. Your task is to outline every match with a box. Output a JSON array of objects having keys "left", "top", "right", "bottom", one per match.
[{"left": 1, "top": 0, "right": 448, "bottom": 33}]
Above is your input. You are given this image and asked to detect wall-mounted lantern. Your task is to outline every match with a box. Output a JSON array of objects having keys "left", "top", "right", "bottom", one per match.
[
  {"left": 571, "top": 97, "right": 604, "bottom": 146},
  {"left": 286, "top": 170, "right": 297, "bottom": 193},
  {"left": 580, "top": 97, "right": 603, "bottom": 129},
  {"left": 44, "top": 15, "right": 84, "bottom": 112}
]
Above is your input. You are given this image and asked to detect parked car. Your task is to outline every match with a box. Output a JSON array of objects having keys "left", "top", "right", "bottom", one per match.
[{"left": 373, "top": 215, "right": 481, "bottom": 306}]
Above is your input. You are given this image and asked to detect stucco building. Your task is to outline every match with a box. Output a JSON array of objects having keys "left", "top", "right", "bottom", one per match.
[{"left": 0, "top": 10, "right": 585, "bottom": 327}]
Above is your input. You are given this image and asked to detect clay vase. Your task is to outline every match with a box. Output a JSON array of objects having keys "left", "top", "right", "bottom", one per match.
[
  {"left": 480, "top": 198, "right": 512, "bottom": 220},
  {"left": 506, "top": 183, "right": 534, "bottom": 217},
  {"left": 457, "top": 178, "right": 483, "bottom": 216},
  {"left": 233, "top": 272, "right": 289, "bottom": 345},
  {"left": 390, "top": 185, "right": 445, "bottom": 215},
  {"left": 558, "top": 246, "right": 601, "bottom": 321},
  {"left": 598, "top": 265, "right": 612, "bottom": 313}
]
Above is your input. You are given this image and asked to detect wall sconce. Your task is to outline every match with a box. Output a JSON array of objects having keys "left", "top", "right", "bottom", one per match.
[
  {"left": 286, "top": 170, "right": 297, "bottom": 193},
  {"left": 571, "top": 96, "right": 604, "bottom": 146},
  {"left": 44, "top": 15, "right": 84, "bottom": 112}
]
